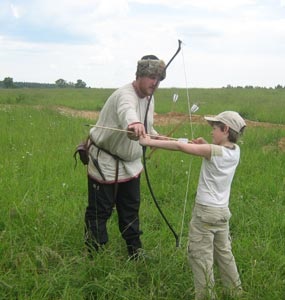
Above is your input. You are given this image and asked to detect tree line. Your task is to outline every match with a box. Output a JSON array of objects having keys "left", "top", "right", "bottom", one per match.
[
  {"left": 1, "top": 77, "right": 284, "bottom": 90},
  {"left": 0, "top": 77, "right": 88, "bottom": 89}
]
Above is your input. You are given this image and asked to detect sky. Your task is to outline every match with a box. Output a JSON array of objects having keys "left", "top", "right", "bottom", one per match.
[{"left": 1, "top": 0, "right": 285, "bottom": 88}]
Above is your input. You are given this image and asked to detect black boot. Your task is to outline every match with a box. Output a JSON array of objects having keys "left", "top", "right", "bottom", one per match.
[
  {"left": 85, "top": 228, "right": 104, "bottom": 258},
  {"left": 126, "top": 238, "right": 143, "bottom": 260}
]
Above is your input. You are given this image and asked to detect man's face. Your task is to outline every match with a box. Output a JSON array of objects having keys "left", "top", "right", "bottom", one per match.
[{"left": 137, "top": 75, "right": 160, "bottom": 97}]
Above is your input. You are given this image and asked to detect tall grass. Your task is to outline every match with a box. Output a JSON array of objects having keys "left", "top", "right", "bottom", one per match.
[
  {"left": 0, "top": 88, "right": 114, "bottom": 111},
  {"left": 155, "top": 87, "right": 285, "bottom": 123},
  {"left": 0, "top": 89, "right": 285, "bottom": 299},
  {"left": 0, "top": 87, "right": 285, "bottom": 123}
]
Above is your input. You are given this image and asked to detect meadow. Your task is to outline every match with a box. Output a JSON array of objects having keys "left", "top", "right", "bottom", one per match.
[{"left": 0, "top": 88, "right": 285, "bottom": 299}]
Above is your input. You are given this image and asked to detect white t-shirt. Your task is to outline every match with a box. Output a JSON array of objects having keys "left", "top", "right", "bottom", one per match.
[
  {"left": 88, "top": 83, "right": 157, "bottom": 183},
  {"left": 195, "top": 144, "right": 240, "bottom": 208}
]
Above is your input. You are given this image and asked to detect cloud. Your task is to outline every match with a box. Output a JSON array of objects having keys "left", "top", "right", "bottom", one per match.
[
  {"left": 130, "top": 0, "right": 257, "bottom": 11},
  {"left": 0, "top": 0, "right": 284, "bottom": 88},
  {"left": 10, "top": 4, "right": 20, "bottom": 18}
]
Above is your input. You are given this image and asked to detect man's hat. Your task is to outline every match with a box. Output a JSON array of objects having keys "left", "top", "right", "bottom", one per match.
[
  {"left": 136, "top": 55, "right": 166, "bottom": 81},
  {"left": 204, "top": 111, "right": 246, "bottom": 133}
]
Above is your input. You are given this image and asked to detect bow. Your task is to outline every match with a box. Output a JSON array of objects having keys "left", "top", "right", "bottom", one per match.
[{"left": 143, "top": 40, "right": 182, "bottom": 247}]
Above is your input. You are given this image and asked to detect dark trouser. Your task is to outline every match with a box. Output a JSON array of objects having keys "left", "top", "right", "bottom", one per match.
[{"left": 85, "top": 176, "right": 142, "bottom": 256}]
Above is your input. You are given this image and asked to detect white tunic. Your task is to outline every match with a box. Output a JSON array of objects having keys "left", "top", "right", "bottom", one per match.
[
  {"left": 88, "top": 83, "right": 157, "bottom": 183},
  {"left": 195, "top": 144, "right": 240, "bottom": 208}
]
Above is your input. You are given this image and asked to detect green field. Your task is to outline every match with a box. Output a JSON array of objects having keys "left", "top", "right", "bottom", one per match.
[
  {"left": 1, "top": 88, "right": 285, "bottom": 299},
  {"left": 0, "top": 87, "right": 285, "bottom": 123}
]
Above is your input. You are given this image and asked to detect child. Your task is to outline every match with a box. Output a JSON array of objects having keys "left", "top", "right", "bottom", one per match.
[{"left": 139, "top": 111, "right": 246, "bottom": 299}]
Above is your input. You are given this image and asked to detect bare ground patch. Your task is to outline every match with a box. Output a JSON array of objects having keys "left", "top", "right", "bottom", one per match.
[
  {"left": 278, "top": 137, "right": 285, "bottom": 152},
  {"left": 55, "top": 106, "right": 100, "bottom": 120},
  {"left": 4, "top": 104, "right": 284, "bottom": 151},
  {"left": 55, "top": 107, "right": 285, "bottom": 130},
  {"left": 55, "top": 107, "right": 285, "bottom": 153}
]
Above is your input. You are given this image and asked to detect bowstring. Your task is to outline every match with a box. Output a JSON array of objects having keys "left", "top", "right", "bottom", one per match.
[{"left": 178, "top": 45, "right": 195, "bottom": 245}]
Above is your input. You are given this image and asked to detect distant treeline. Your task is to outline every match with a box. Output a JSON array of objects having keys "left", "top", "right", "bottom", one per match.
[
  {"left": 0, "top": 79, "right": 284, "bottom": 89},
  {"left": 0, "top": 81, "right": 57, "bottom": 88},
  {"left": 0, "top": 77, "right": 87, "bottom": 88}
]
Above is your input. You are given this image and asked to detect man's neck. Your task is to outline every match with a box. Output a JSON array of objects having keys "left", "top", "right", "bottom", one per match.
[{"left": 132, "top": 81, "right": 146, "bottom": 98}]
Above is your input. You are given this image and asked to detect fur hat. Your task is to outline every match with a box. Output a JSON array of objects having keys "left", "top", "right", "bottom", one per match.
[{"left": 136, "top": 55, "right": 166, "bottom": 81}]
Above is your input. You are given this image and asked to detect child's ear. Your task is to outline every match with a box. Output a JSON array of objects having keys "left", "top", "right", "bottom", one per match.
[{"left": 223, "top": 125, "right": 230, "bottom": 133}]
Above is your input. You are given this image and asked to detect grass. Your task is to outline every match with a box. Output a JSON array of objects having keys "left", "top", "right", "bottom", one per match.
[
  {"left": 0, "top": 87, "right": 285, "bottom": 123},
  {"left": 0, "top": 88, "right": 285, "bottom": 299},
  {"left": 0, "top": 88, "right": 114, "bottom": 111}
]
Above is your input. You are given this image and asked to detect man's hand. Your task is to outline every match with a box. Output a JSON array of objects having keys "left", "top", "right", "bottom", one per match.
[{"left": 127, "top": 122, "right": 146, "bottom": 141}]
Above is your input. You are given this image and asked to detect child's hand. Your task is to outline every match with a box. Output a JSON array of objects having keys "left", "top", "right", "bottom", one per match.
[
  {"left": 139, "top": 134, "right": 150, "bottom": 146},
  {"left": 191, "top": 137, "right": 208, "bottom": 144}
]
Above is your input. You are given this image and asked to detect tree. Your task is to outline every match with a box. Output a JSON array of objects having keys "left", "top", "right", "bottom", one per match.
[
  {"left": 68, "top": 81, "right": 75, "bottom": 88},
  {"left": 3, "top": 77, "right": 14, "bottom": 88},
  {"left": 55, "top": 78, "right": 68, "bottom": 88},
  {"left": 75, "top": 79, "right": 86, "bottom": 88}
]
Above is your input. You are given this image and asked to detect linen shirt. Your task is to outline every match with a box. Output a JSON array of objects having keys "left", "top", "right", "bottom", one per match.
[
  {"left": 88, "top": 83, "right": 157, "bottom": 183},
  {"left": 195, "top": 144, "right": 240, "bottom": 208}
]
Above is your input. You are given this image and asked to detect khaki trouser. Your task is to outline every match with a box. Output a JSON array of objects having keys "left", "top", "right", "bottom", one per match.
[{"left": 188, "top": 204, "right": 242, "bottom": 300}]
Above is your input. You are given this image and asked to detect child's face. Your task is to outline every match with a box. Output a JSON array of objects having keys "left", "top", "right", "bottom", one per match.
[{"left": 211, "top": 125, "right": 229, "bottom": 145}]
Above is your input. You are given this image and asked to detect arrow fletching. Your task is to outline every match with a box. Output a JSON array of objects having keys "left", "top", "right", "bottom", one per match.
[
  {"left": 172, "top": 93, "right": 179, "bottom": 103},
  {"left": 190, "top": 104, "right": 199, "bottom": 113}
]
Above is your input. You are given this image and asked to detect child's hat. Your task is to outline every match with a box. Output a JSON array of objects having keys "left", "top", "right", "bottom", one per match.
[{"left": 204, "top": 111, "right": 246, "bottom": 133}]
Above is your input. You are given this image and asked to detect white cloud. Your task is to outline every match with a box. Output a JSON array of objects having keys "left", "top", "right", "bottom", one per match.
[
  {"left": 0, "top": 0, "right": 284, "bottom": 88},
  {"left": 10, "top": 4, "right": 20, "bottom": 18},
  {"left": 130, "top": 0, "right": 257, "bottom": 10}
]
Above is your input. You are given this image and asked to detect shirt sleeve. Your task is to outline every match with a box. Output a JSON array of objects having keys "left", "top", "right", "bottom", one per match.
[
  {"left": 210, "top": 144, "right": 223, "bottom": 159},
  {"left": 117, "top": 92, "right": 140, "bottom": 129}
]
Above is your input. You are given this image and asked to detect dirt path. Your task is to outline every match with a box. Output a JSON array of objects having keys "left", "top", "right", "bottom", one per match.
[
  {"left": 55, "top": 106, "right": 285, "bottom": 129},
  {"left": 55, "top": 106, "right": 285, "bottom": 152},
  {"left": 2, "top": 104, "right": 284, "bottom": 150}
]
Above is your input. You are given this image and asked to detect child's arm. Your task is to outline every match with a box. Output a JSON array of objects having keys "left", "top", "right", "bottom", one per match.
[{"left": 139, "top": 135, "right": 211, "bottom": 159}]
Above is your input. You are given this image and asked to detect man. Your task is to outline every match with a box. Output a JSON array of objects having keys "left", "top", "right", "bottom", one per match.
[{"left": 85, "top": 55, "right": 166, "bottom": 259}]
